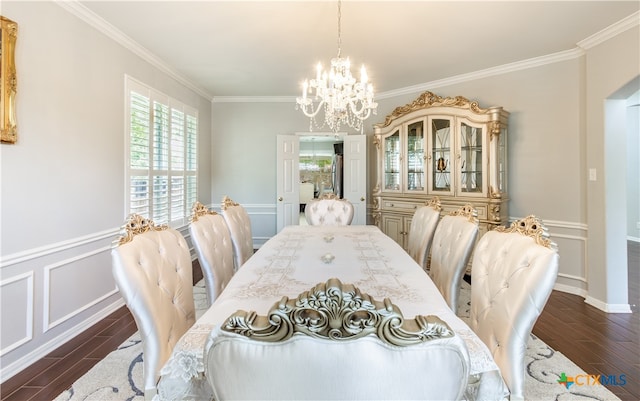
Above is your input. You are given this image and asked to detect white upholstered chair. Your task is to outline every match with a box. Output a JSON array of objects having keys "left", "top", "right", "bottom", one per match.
[
  {"left": 429, "top": 204, "right": 479, "bottom": 311},
  {"left": 407, "top": 197, "right": 442, "bottom": 270},
  {"left": 221, "top": 196, "right": 254, "bottom": 270},
  {"left": 205, "top": 278, "right": 470, "bottom": 401},
  {"left": 469, "top": 215, "right": 559, "bottom": 401},
  {"left": 299, "top": 182, "right": 315, "bottom": 212},
  {"left": 111, "top": 214, "right": 195, "bottom": 400},
  {"left": 189, "top": 201, "right": 235, "bottom": 307},
  {"left": 304, "top": 193, "right": 354, "bottom": 226}
]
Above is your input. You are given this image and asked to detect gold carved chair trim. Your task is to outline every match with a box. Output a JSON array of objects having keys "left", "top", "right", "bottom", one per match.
[
  {"left": 114, "top": 214, "right": 167, "bottom": 246},
  {"left": 221, "top": 278, "right": 454, "bottom": 347},
  {"left": 318, "top": 192, "right": 339, "bottom": 200},
  {"left": 495, "top": 215, "right": 557, "bottom": 250},
  {"left": 425, "top": 196, "right": 442, "bottom": 211},
  {"left": 191, "top": 201, "right": 218, "bottom": 222},
  {"left": 221, "top": 195, "right": 239, "bottom": 211},
  {"left": 449, "top": 203, "right": 479, "bottom": 224}
]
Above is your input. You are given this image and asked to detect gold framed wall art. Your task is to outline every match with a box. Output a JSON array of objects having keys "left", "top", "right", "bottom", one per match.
[{"left": 1, "top": 16, "right": 17, "bottom": 144}]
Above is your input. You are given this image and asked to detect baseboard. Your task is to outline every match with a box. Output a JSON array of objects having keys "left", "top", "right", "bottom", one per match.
[
  {"left": 553, "top": 283, "right": 632, "bottom": 313},
  {"left": 584, "top": 296, "right": 632, "bottom": 313},
  {"left": 553, "top": 282, "right": 588, "bottom": 298},
  {"left": 2, "top": 260, "right": 204, "bottom": 384},
  {"left": 0, "top": 298, "right": 125, "bottom": 382}
]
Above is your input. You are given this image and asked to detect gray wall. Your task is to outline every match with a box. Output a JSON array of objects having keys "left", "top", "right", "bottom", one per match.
[{"left": 0, "top": 2, "right": 212, "bottom": 378}]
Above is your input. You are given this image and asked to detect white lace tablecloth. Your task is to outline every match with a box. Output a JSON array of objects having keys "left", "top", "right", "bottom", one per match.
[{"left": 157, "top": 225, "right": 508, "bottom": 401}]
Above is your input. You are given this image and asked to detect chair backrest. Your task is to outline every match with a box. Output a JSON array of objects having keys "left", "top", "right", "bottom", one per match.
[
  {"left": 407, "top": 197, "right": 441, "bottom": 270},
  {"left": 429, "top": 204, "right": 479, "bottom": 311},
  {"left": 470, "top": 215, "right": 559, "bottom": 400},
  {"left": 189, "top": 201, "right": 235, "bottom": 306},
  {"left": 220, "top": 196, "right": 254, "bottom": 269},
  {"left": 304, "top": 193, "right": 354, "bottom": 225},
  {"left": 299, "top": 182, "right": 315, "bottom": 205},
  {"left": 205, "top": 278, "right": 470, "bottom": 401},
  {"left": 111, "top": 214, "right": 195, "bottom": 400}
]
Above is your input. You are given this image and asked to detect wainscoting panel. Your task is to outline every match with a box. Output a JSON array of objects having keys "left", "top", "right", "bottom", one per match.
[
  {"left": 0, "top": 228, "right": 123, "bottom": 382},
  {"left": 44, "top": 247, "right": 116, "bottom": 332},
  {"left": 515, "top": 217, "right": 588, "bottom": 296},
  {"left": 0, "top": 272, "right": 34, "bottom": 356}
]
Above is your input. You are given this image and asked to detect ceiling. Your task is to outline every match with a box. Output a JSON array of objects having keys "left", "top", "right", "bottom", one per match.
[{"left": 77, "top": 1, "right": 639, "bottom": 99}]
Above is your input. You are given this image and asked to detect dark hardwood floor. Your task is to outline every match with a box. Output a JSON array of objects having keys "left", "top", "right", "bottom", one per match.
[
  {"left": 532, "top": 240, "right": 639, "bottom": 401},
  {"left": 1, "top": 244, "right": 638, "bottom": 401}
]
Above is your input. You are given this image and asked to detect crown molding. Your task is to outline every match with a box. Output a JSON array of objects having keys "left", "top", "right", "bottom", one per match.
[
  {"left": 211, "top": 96, "right": 292, "bottom": 103},
  {"left": 375, "top": 48, "right": 584, "bottom": 100},
  {"left": 211, "top": 48, "right": 584, "bottom": 103},
  {"left": 578, "top": 11, "right": 640, "bottom": 50},
  {"left": 55, "top": 1, "right": 636, "bottom": 104},
  {"left": 55, "top": 0, "right": 214, "bottom": 101}
]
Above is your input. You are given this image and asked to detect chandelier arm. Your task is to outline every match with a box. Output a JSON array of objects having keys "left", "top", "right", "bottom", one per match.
[
  {"left": 347, "top": 100, "right": 373, "bottom": 119},
  {"left": 299, "top": 100, "right": 327, "bottom": 119},
  {"left": 359, "top": 108, "right": 373, "bottom": 121}
]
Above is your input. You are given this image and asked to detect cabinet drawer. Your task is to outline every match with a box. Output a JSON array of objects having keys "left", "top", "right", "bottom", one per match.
[
  {"left": 441, "top": 204, "right": 488, "bottom": 220},
  {"left": 382, "top": 200, "right": 420, "bottom": 211}
]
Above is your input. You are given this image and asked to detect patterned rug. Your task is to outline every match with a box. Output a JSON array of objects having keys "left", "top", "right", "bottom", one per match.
[{"left": 54, "top": 280, "right": 621, "bottom": 401}]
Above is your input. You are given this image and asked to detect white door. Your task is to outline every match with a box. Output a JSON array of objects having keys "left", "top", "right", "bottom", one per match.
[
  {"left": 343, "top": 135, "right": 367, "bottom": 225},
  {"left": 276, "top": 135, "right": 299, "bottom": 232}
]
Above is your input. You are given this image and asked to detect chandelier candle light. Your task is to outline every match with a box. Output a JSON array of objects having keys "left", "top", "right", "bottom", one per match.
[{"left": 296, "top": 0, "right": 377, "bottom": 134}]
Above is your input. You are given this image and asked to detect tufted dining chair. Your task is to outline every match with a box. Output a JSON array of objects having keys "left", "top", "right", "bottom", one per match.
[
  {"left": 407, "top": 197, "right": 442, "bottom": 270},
  {"left": 304, "top": 193, "right": 355, "bottom": 226},
  {"left": 469, "top": 215, "right": 559, "bottom": 401},
  {"left": 189, "top": 201, "right": 235, "bottom": 307},
  {"left": 205, "top": 278, "right": 470, "bottom": 401},
  {"left": 221, "top": 196, "right": 254, "bottom": 270},
  {"left": 299, "top": 182, "right": 315, "bottom": 212},
  {"left": 111, "top": 214, "right": 195, "bottom": 400},
  {"left": 429, "top": 204, "right": 479, "bottom": 311}
]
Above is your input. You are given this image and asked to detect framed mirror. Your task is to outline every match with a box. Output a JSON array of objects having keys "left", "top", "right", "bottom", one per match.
[{"left": 1, "top": 16, "right": 17, "bottom": 144}]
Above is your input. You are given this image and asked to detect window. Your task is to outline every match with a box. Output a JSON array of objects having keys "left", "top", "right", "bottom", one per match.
[{"left": 125, "top": 77, "right": 198, "bottom": 226}]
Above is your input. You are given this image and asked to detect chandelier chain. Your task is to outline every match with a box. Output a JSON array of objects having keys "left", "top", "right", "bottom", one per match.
[{"left": 337, "top": 0, "right": 342, "bottom": 58}]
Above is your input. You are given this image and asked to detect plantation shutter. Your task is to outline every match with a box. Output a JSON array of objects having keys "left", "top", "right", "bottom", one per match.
[{"left": 125, "top": 77, "right": 198, "bottom": 226}]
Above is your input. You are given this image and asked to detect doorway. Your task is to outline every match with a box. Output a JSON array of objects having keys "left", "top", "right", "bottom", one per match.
[
  {"left": 276, "top": 133, "right": 367, "bottom": 232},
  {"left": 598, "top": 79, "right": 638, "bottom": 312}
]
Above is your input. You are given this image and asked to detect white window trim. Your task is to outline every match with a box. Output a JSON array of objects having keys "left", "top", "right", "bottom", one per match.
[{"left": 124, "top": 76, "right": 198, "bottom": 228}]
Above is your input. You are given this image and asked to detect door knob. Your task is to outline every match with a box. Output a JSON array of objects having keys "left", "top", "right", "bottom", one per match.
[
  {"left": 278, "top": 197, "right": 283, "bottom": 201},
  {"left": 360, "top": 197, "right": 365, "bottom": 201}
]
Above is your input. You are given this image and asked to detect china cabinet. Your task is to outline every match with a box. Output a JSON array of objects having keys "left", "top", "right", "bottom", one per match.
[{"left": 373, "top": 92, "right": 509, "bottom": 251}]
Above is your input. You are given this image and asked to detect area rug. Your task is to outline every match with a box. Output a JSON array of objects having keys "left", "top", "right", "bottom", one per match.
[{"left": 54, "top": 280, "right": 621, "bottom": 401}]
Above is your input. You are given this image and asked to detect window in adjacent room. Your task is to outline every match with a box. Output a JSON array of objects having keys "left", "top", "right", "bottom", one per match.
[{"left": 125, "top": 76, "right": 198, "bottom": 226}]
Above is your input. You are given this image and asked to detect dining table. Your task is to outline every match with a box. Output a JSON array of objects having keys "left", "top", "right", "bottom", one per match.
[{"left": 155, "top": 224, "right": 509, "bottom": 401}]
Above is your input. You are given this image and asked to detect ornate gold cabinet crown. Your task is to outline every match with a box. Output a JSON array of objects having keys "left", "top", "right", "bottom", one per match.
[{"left": 373, "top": 91, "right": 509, "bottom": 251}]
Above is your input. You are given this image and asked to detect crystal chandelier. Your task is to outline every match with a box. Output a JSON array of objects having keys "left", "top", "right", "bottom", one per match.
[{"left": 296, "top": 0, "right": 377, "bottom": 134}]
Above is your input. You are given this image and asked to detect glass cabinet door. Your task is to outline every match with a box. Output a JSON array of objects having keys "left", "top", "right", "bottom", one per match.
[
  {"left": 459, "top": 121, "right": 485, "bottom": 194},
  {"left": 382, "top": 130, "right": 401, "bottom": 191},
  {"left": 406, "top": 120, "right": 425, "bottom": 191},
  {"left": 429, "top": 117, "right": 452, "bottom": 194}
]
